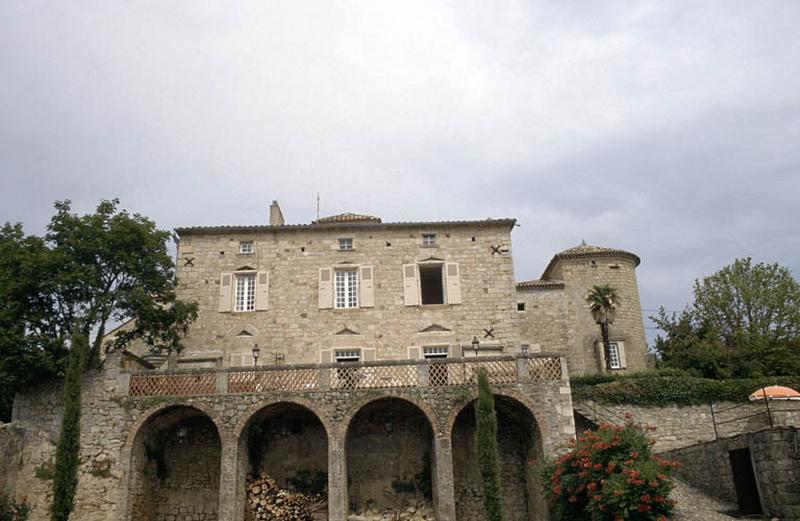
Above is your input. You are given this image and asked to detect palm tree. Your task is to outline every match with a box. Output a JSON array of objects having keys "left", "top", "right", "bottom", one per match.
[{"left": 586, "top": 285, "right": 620, "bottom": 371}]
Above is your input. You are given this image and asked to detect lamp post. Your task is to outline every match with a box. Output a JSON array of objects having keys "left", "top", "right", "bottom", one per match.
[
  {"left": 252, "top": 344, "right": 260, "bottom": 367},
  {"left": 472, "top": 336, "right": 480, "bottom": 358}
]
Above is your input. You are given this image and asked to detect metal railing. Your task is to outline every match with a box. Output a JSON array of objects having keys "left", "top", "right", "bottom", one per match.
[
  {"left": 710, "top": 400, "right": 800, "bottom": 439},
  {"left": 124, "top": 354, "right": 564, "bottom": 397}
]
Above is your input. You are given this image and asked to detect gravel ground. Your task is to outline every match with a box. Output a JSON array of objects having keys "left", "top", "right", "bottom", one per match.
[{"left": 670, "top": 479, "right": 739, "bottom": 521}]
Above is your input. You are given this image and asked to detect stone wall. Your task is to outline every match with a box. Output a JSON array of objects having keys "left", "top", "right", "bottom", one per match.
[
  {"left": 665, "top": 427, "right": 800, "bottom": 521},
  {"left": 2, "top": 353, "right": 574, "bottom": 521},
  {"left": 575, "top": 400, "right": 800, "bottom": 452},
  {"left": 516, "top": 287, "right": 568, "bottom": 356},
  {"left": 545, "top": 255, "right": 648, "bottom": 376},
  {"left": 174, "top": 222, "right": 519, "bottom": 366},
  {"left": 346, "top": 399, "right": 432, "bottom": 511}
]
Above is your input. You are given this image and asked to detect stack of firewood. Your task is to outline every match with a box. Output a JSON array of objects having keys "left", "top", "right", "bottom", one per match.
[{"left": 246, "top": 473, "right": 327, "bottom": 521}]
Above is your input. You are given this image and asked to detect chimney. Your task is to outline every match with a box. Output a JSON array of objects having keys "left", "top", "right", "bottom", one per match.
[{"left": 269, "top": 200, "right": 285, "bottom": 226}]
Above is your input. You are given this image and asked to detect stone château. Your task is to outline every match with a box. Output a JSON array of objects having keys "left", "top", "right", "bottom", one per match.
[{"left": 0, "top": 202, "right": 649, "bottom": 521}]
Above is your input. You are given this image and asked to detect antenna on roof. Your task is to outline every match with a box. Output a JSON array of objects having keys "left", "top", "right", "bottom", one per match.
[{"left": 316, "top": 193, "right": 321, "bottom": 220}]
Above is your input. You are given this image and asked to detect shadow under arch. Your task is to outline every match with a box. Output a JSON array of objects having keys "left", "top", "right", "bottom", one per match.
[
  {"left": 234, "top": 401, "right": 330, "bottom": 520},
  {"left": 126, "top": 404, "right": 223, "bottom": 521},
  {"left": 450, "top": 394, "right": 547, "bottom": 521},
  {"left": 344, "top": 396, "right": 436, "bottom": 517}
]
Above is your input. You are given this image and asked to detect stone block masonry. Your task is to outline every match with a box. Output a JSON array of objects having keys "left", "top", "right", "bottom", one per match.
[{"left": 4, "top": 352, "right": 575, "bottom": 521}]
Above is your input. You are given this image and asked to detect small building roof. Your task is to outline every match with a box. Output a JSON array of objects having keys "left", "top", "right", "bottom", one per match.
[
  {"left": 541, "top": 241, "right": 641, "bottom": 279},
  {"left": 312, "top": 212, "right": 382, "bottom": 224},
  {"left": 516, "top": 279, "right": 565, "bottom": 290}
]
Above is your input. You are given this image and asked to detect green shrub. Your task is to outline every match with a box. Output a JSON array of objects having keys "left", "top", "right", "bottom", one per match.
[
  {"left": 572, "top": 371, "right": 800, "bottom": 406},
  {"left": 0, "top": 493, "right": 30, "bottom": 521},
  {"left": 50, "top": 334, "right": 87, "bottom": 521},
  {"left": 543, "top": 419, "right": 678, "bottom": 521},
  {"left": 474, "top": 368, "right": 503, "bottom": 521}
]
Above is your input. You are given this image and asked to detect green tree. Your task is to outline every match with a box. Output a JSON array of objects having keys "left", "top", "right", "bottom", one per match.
[
  {"left": 653, "top": 258, "right": 800, "bottom": 378},
  {"left": 0, "top": 200, "right": 198, "bottom": 420},
  {"left": 586, "top": 285, "right": 620, "bottom": 371},
  {"left": 51, "top": 334, "right": 87, "bottom": 521},
  {"left": 474, "top": 368, "right": 503, "bottom": 521}
]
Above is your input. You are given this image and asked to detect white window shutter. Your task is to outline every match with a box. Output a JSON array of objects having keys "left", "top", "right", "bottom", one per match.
[
  {"left": 618, "top": 342, "right": 628, "bottom": 368},
  {"left": 255, "top": 271, "right": 270, "bottom": 311},
  {"left": 320, "top": 349, "right": 333, "bottom": 364},
  {"left": 403, "top": 264, "right": 420, "bottom": 306},
  {"left": 362, "top": 348, "right": 376, "bottom": 362},
  {"left": 319, "top": 268, "right": 333, "bottom": 309},
  {"left": 407, "top": 346, "right": 422, "bottom": 359},
  {"left": 445, "top": 263, "right": 462, "bottom": 304},
  {"left": 360, "top": 265, "right": 375, "bottom": 308},
  {"left": 218, "top": 273, "right": 233, "bottom": 312},
  {"left": 596, "top": 341, "right": 607, "bottom": 372}
]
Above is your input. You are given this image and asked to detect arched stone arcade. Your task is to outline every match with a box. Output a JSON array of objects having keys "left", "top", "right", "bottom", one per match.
[
  {"left": 344, "top": 397, "right": 436, "bottom": 517},
  {"left": 127, "top": 405, "right": 224, "bottom": 521},
  {"left": 451, "top": 395, "right": 546, "bottom": 521}
]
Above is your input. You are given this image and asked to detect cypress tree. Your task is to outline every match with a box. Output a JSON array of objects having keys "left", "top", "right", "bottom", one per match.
[
  {"left": 474, "top": 368, "right": 503, "bottom": 521},
  {"left": 50, "top": 334, "right": 87, "bottom": 521}
]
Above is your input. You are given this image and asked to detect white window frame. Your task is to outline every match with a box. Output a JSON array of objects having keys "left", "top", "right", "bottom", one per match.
[
  {"left": 607, "top": 342, "right": 621, "bottom": 369},
  {"left": 423, "top": 345, "right": 449, "bottom": 359},
  {"left": 335, "top": 268, "right": 359, "bottom": 309},
  {"left": 239, "top": 241, "right": 254, "bottom": 254},
  {"left": 338, "top": 238, "right": 353, "bottom": 251},
  {"left": 421, "top": 233, "right": 437, "bottom": 247},
  {"left": 335, "top": 349, "right": 360, "bottom": 362},
  {"left": 234, "top": 272, "right": 257, "bottom": 312}
]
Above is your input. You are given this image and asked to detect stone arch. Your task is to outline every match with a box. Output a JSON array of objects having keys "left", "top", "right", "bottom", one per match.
[
  {"left": 234, "top": 397, "right": 332, "bottom": 441},
  {"left": 344, "top": 396, "right": 437, "bottom": 517},
  {"left": 125, "top": 401, "right": 228, "bottom": 449},
  {"left": 235, "top": 400, "right": 331, "bottom": 520},
  {"left": 340, "top": 392, "right": 440, "bottom": 439},
  {"left": 444, "top": 388, "right": 550, "bottom": 440},
  {"left": 449, "top": 391, "right": 548, "bottom": 521},
  {"left": 126, "top": 404, "right": 224, "bottom": 521}
]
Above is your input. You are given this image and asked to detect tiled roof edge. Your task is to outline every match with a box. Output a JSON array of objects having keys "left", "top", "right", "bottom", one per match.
[{"left": 175, "top": 218, "right": 517, "bottom": 235}]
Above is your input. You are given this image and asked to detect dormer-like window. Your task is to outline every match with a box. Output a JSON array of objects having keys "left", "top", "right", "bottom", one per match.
[
  {"left": 239, "top": 241, "right": 253, "bottom": 254},
  {"left": 339, "top": 238, "right": 353, "bottom": 251}
]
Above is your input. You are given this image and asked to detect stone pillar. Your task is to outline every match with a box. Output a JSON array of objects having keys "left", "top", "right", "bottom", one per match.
[
  {"left": 218, "top": 438, "right": 241, "bottom": 521},
  {"left": 328, "top": 437, "right": 348, "bottom": 521},
  {"left": 517, "top": 356, "right": 530, "bottom": 383},
  {"left": 433, "top": 435, "right": 457, "bottom": 521},
  {"left": 117, "top": 372, "right": 131, "bottom": 396}
]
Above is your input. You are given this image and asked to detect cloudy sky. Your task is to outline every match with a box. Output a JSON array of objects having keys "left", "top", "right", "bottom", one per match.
[{"left": 2, "top": 1, "right": 799, "bottom": 339}]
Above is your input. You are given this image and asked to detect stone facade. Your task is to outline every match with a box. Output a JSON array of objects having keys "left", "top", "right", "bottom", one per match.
[
  {"left": 516, "top": 243, "right": 649, "bottom": 376},
  {"left": 1, "top": 207, "right": 655, "bottom": 521},
  {"left": 665, "top": 427, "right": 800, "bottom": 521},
  {"left": 2, "top": 352, "right": 575, "bottom": 521}
]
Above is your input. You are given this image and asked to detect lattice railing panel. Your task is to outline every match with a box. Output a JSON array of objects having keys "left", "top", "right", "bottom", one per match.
[
  {"left": 331, "top": 365, "right": 417, "bottom": 390},
  {"left": 428, "top": 363, "right": 451, "bottom": 386},
  {"left": 528, "top": 357, "right": 562, "bottom": 381},
  {"left": 129, "top": 372, "right": 216, "bottom": 396},
  {"left": 228, "top": 368, "right": 319, "bottom": 394},
  {"left": 444, "top": 360, "right": 518, "bottom": 385}
]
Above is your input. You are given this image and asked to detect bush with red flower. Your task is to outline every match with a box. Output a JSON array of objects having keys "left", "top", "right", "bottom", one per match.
[{"left": 543, "top": 415, "right": 679, "bottom": 521}]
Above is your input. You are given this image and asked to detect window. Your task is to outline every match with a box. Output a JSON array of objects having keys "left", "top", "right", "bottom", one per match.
[
  {"left": 239, "top": 241, "right": 253, "bottom": 254},
  {"left": 517, "top": 302, "right": 526, "bottom": 312},
  {"left": 419, "top": 264, "right": 444, "bottom": 304},
  {"left": 422, "top": 234, "right": 437, "bottom": 247},
  {"left": 338, "top": 238, "right": 353, "bottom": 251},
  {"left": 335, "top": 350, "right": 360, "bottom": 362},
  {"left": 608, "top": 342, "right": 621, "bottom": 369},
  {"left": 335, "top": 269, "right": 359, "bottom": 308},
  {"left": 234, "top": 273, "right": 256, "bottom": 311},
  {"left": 423, "top": 345, "right": 448, "bottom": 359}
]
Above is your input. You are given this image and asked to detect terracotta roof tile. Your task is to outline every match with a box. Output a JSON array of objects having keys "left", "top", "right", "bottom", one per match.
[{"left": 312, "top": 212, "right": 382, "bottom": 224}]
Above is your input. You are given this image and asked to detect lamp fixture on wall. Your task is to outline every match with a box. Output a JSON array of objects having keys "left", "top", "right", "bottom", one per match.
[
  {"left": 472, "top": 337, "right": 480, "bottom": 358},
  {"left": 252, "top": 344, "right": 260, "bottom": 367}
]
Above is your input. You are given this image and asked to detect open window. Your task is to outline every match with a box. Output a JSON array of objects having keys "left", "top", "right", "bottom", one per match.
[{"left": 419, "top": 264, "right": 444, "bottom": 304}]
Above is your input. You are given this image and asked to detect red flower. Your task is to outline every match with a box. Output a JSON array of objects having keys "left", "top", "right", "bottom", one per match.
[{"left": 568, "top": 495, "right": 578, "bottom": 504}]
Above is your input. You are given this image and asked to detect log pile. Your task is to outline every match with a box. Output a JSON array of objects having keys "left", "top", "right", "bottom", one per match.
[{"left": 246, "top": 473, "right": 327, "bottom": 521}]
